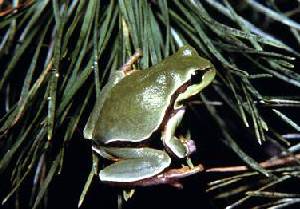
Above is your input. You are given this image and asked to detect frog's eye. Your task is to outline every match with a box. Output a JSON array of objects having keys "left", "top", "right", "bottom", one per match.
[
  {"left": 175, "top": 67, "right": 215, "bottom": 109},
  {"left": 190, "top": 67, "right": 213, "bottom": 84},
  {"left": 190, "top": 69, "right": 207, "bottom": 83},
  {"left": 190, "top": 69, "right": 203, "bottom": 84}
]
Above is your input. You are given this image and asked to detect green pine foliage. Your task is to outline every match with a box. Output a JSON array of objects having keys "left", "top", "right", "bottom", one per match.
[{"left": 0, "top": 1, "right": 299, "bottom": 208}]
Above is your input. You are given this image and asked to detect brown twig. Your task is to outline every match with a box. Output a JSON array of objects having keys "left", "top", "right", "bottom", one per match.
[
  {"left": 0, "top": 0, "right": 33, "bottom": 17},
  {"left": 206, "top": 153, "right": 300, "bottom": 173}
]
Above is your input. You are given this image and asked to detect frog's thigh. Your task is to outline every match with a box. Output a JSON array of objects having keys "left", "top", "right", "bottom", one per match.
[{"left": 99, "top": 147, "right": 171, "bottom": 183}]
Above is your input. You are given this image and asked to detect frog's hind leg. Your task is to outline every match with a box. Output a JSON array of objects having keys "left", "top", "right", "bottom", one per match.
[
  {"left": 122, "top": 49, "right": 143, "bottom": 75},
  {"left": 98, "top": 147, "right": 171, "bottom": 183}
]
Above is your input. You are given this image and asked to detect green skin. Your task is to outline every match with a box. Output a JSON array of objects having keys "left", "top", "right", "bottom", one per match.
[{"left": 84, "top": 45, "right": 216, "bottom": 185}]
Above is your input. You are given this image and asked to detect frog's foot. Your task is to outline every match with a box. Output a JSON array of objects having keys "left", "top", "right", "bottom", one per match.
[
  {"left": 122, "top": 49, "right": 143, "bottom": 75},
  {"left": 162, "top": 109, "right": 196, "bottom": 158},
  {"left": 114, "top": 164, "right": 204, "bottom": 188}
]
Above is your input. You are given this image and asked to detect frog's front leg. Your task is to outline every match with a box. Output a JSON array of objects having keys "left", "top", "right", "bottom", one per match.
[
  {"left": 162, "top": 109, "right": 196, "bottom": 158},
  {"left": 95, "top": 147, "right": 171, "bottom": 183}
]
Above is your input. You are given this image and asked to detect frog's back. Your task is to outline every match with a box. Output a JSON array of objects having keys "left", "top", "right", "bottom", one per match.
[{"left": 92, "top": 68, "right": 177, "bottom": 144}]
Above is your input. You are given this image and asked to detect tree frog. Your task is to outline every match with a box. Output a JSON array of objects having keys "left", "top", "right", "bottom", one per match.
[{"left": 84, "top": 45, "right": 216, "bottom": 187}]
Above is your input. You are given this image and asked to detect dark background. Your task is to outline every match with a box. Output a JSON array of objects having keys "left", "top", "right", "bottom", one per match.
[{"left": 1, "top": 1, "right": 300, "bottom": 209}]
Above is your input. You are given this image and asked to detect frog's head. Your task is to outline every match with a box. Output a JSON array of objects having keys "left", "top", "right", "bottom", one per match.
[
  {"left": 161, "top": 45, "right": 216, "bottom": 159},
  {"left": 171, "top": 45, "right": 216, "bottom": 109}
]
